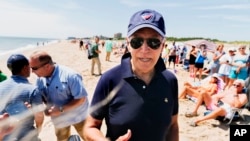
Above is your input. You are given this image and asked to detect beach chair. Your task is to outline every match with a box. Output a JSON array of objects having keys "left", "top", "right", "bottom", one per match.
[{"left": 183, "top": 59, "right": 189, "bottom": 71}]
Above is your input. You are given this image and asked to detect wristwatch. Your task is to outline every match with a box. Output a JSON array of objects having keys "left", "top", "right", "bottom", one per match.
[{"left": 59, "top": 106, "right": 64, "bottom": 113}]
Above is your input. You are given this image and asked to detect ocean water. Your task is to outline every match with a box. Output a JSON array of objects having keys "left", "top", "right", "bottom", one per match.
[{"left": 0, "top": 36, "right": 59, "bottom": 58}]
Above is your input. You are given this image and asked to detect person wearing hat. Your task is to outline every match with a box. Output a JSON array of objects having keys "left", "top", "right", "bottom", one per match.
[
  {"left": 0, "top": 54, "right": 44, "bottom": 141},
  {"left": 29, "top": 51, "right": 89, "bottom": 141},
  {"left": 83, "top": 9, "right": 179, "bottom": 141},
  {"left": 179, "top": 73, "right": 221, "bottom": 101},
  {"left": 217, "top": 47, "right": 236, "bottom": 90}
]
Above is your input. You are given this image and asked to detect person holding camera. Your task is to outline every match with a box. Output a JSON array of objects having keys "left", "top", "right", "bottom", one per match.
[{"left": 218, "top": 47, "right": 236, "bottom": 90}]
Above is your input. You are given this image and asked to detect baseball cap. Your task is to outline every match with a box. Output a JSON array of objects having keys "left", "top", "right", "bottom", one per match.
[
  {"left": 127, "top": 9, "right": 165, "bottom": 37},
  {"left": 7, "top": 54, "right": 29, "bottom": 71},
  {"left": 212, "top": 73, "right": 220, "bottom": 80}
]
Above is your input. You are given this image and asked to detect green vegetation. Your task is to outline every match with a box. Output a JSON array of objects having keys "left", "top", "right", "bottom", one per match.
[{"left": 166, "top": 37, "right": 250, "bottom": 45}]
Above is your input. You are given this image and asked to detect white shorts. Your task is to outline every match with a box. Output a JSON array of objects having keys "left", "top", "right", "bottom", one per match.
[{"left": 220, "top": 103, "right": 233, "bottom": 119}]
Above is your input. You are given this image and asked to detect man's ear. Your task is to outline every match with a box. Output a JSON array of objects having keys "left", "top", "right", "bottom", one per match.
[
  {"left": 160, "top": 42, "right": 165, "bottom": 52},
  {"left": 126, "top": 38, "right": 132, "bottom": 52}
]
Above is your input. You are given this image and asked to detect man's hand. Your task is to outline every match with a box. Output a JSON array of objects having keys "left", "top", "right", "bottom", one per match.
[
  {"left": 44, "top": 106, "right": 61, "bottom": 117},
  {"left": 116, "top": 129, "right": 132, "bottom": 141},
  {"left": 0, "top": 113, "right": 14, "bottom": 139}
]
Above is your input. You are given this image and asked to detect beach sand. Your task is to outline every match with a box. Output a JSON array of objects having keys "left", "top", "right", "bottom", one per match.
[{"left": 0, "top": 40, "right": 249, "bottom": 141}]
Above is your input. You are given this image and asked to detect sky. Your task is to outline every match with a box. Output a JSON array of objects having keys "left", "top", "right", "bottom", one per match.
[{"left": 0, "top": 0, "right": 250, "bottom": 41}]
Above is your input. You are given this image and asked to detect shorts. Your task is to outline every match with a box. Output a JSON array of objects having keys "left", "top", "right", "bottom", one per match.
[
  {"left": 55, "top": 120, "right": 84, "bottom": 141},
  {"left": 195, "top": 63, "right": 204, "bottom": 69},
  {"left": 168, "top": 56, "right": 176, "bottom": 62},
  {"left": 220, "top": 103, "right": 233, "bottom": 119},
  {"left": 218, "top": 73, "right": 228, "bottom": 77},
  {"left": 229, "top": 69, "right": 248, "bottom": 80},
  {"left": 206, "top": 100, "right": 233, "bottom": 119}
]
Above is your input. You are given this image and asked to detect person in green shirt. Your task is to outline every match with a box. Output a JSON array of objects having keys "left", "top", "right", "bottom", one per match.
[
  {"left": 104, "top": 38, "right": 113, "bottom": 61},
  {"left": 0, "top": 70, "right": 7, "bottom": 82},
  {"left": 91, "top": 36, "right": 102, "bottom": 76}
]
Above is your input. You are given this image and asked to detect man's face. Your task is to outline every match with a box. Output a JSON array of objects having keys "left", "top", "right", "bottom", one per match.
[
  {"left": 127, "top": 28, "right": 164, "bottom": 74},
  {"left": 29, "top": 57, "right": 48, "bottom": 77}
]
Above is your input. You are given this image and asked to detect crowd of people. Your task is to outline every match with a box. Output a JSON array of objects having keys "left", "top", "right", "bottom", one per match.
[
  {"left": 163, "top": 39, "right": 250, "bottom": 88},
  {"left": 176, "top": 43, "right": 250, "bottom": 127},
  {"left": 0, "top": 8, "right": 250, "bottom": 141}
]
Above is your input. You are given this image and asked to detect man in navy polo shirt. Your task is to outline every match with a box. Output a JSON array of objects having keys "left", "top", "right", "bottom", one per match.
[{"left": 83, "top": 9, "right": 179, "bottom": 141}]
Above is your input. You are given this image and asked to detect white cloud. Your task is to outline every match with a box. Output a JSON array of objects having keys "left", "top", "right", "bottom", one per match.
[
  {"left": 198, "top": 4, "right": 250, "bottom": 10},
  {"left": 0, "top": 1, "right": 82, "bottom": 38}
]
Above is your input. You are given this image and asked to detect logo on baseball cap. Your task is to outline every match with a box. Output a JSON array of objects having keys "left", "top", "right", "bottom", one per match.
[{"left": 127, "top": 9, "right": 165, "bottom": 37}]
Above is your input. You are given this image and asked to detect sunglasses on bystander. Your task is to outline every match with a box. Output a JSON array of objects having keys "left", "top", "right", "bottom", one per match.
[{"left": 233, "top": 84, "right": 241, "bottom": 88}]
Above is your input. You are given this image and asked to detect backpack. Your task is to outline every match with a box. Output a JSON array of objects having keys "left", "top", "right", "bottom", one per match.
[{"left": 87, "top": 43, "right": 93, "bottom": 59}]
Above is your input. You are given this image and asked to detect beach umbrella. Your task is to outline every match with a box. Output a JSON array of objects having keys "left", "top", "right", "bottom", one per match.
[{"left": 184, "top": 39, "right": 216, "bottom": 52}]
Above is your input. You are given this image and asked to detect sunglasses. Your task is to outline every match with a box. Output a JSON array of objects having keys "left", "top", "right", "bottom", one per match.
[
  {"left": 31, "top": 61, "right": 49, "bottom": 71},
  {"left": 233, "top": 84, "right": 241, "bottom": 87},
  {"left": 129, "top": 37, "right": 162, "bottom": 50}
]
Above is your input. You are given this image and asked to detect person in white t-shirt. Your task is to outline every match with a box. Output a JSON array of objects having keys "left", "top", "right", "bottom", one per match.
[{"left": 218, "top": 47, "right": 236, "bottom": 89}]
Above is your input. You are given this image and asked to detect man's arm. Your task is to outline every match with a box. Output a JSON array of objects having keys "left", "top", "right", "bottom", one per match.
[
  {"left": 0, "top": 113, "right": 14, "bottom": 140},
  {"left": 83, "top": 115, "right": 132, "bottom": 141},
  {"left": 165, "top": 114, "right": 179, "bottom": 141},
  {"left": 83, "top": 115, "right": 109, "bottom": 141},
  {"left": 233, "top": 93, "right": 248, "bottom": 108},
  {"left": 47, "top": 97, "right": 86, "bottom": 117},
  {"left": 34, "top": 111, "right": 44, "bottom": 133}
]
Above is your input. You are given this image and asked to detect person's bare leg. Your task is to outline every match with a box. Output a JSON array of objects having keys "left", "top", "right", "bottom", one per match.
[
  {"left": 198, "top": 69, "right": 202, "bottom": 81},
  {"left": 190, "top": 92, "right": 213, "bottom": 114},
  {"left": 193, "top": 108, "right": 226, "bottom": 125},
  {"left": 186, "top": 92, "right": 205, "bottom": 116},
  {"left": 179, "top": 87, "right": 188, "bottom": 99},
  {"left": 179, "top": 87, "right": 200, "bottom": 99},
  {"left": 194, "top": 67, "right": 198, "bottom": 82},
  {"left": 184, "top": 82, "right": 193, "bottom": 87}
]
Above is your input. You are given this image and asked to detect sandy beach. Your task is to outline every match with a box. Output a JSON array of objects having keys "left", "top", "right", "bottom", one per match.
[{"left": 0, "top": 40, "right": 249, "bottom": 141}]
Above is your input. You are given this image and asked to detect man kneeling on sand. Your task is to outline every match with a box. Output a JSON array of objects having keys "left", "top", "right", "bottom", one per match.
[{"left": 185, "top": 79, "right": 248, "bottom": 126}]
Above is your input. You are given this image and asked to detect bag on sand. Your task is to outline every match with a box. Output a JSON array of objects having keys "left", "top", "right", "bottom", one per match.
[
  {"left": 67, "top": 135, "right": 81, "bottom": 141},
  {"left": 87, "top": 44, "right": 93, "bottom": 59}
]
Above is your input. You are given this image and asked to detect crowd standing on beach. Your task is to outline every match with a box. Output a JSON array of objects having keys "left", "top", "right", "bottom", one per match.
[{"left": 1, "top": 8, "right": 250, "bottom": 141}]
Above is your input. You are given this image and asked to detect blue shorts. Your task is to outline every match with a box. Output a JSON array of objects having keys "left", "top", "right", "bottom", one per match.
[
  {"left": 218, "top": 73, "right": 228, "bottom": 77},
  {"left": 229, "top": 69, "right": 248, "bottom": 79}
]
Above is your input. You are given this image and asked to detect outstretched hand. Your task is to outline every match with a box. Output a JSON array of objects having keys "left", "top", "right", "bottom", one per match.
[{"left": 116, "top": 129, "right": 132, "bottom": 141}]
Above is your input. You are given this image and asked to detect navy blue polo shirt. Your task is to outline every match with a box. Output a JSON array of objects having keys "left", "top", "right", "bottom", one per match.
[{"left": 90, "top": 53, "right": 178, "bottom": 141}]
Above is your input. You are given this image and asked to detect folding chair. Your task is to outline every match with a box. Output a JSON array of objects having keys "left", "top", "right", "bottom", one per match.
[
  {"left": 226, "top": 107, "right": 245, "bottom": 125},
  {"left": 203, "top": 107, "right": 245, "bottom": 125}
]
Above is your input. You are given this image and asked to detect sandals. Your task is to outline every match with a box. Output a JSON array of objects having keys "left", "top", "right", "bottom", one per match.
[
  {"left": 185, "top": 112, "right": 198, "bottom": 117},
  {"left": 190, "top": 121, "right": 198, "bottom": 127}
]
